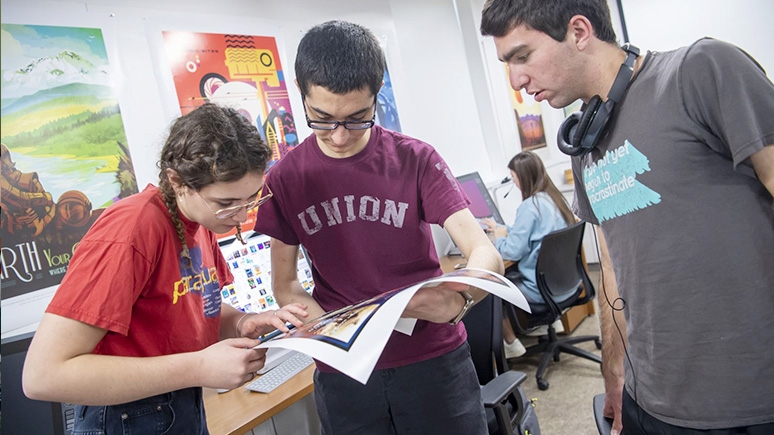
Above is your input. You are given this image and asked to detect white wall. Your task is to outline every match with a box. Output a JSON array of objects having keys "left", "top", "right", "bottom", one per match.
[{"left": 620, "top": 0, "right": 773, "bottom": 76}]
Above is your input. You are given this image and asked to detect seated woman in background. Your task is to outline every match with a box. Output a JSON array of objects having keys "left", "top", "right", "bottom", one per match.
[{"left": 482, "top": 151, "right": 575, "bottom": 359}]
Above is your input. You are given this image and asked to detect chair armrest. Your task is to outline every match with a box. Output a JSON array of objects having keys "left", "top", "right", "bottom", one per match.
[
  {"left": 481, "top": 370, "right": 527, "bottom": 406},
  {"left": 593, "top": 393, "right": 613, "bottom": 435}
]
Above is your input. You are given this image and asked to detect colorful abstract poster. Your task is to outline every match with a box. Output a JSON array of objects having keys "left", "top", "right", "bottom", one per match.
[
  {"left": 163, "top": 31, "right": 298, "bottom": 166},
  {"left": 163, "top": 31, "right": 298, "bottom": 238},
  {"left": 506, "top": 67, "right": 546, "bottom": 151},
  {"left": 376, "top": 67, "right": 402, "bottom": 132},
  {"left": 1, "top": 24, "right": 138, "bottom": 302}
]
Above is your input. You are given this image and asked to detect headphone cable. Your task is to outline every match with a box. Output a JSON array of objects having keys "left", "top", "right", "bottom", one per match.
[{"left": 590, "top": 224, "right": 638, "bottom": 407}]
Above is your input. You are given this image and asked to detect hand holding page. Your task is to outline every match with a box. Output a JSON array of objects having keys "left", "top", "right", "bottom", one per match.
[{"left": 256, "top": 268, "right": 529, "bottom": 384}]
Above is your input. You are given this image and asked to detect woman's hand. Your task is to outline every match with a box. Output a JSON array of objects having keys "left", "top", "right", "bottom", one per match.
[
  {"left": 237, "top": 303, "right": 309, "bottom": 338},
  {"left": 481, "top": 217, "right": 497, "bottom": 232},
  {"left": 197, "top": 338, "right": 266, "bottom": 389},
  {"left": 482, "top": 217, "right": 508, "bottom": 239}
]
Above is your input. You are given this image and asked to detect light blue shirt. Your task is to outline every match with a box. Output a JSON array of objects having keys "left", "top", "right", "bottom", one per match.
[{"left": 493, "top": 192, "right": 570, "bottom": 303}]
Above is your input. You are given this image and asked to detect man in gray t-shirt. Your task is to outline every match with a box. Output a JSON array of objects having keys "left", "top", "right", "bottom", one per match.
[{"left": 481, "top": 1, "right": 774, "bottom": 434}]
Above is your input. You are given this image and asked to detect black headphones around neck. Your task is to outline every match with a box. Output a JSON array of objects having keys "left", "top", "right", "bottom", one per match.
[{"left": 557, "top": 43, "right": 640, "bottom": 156}]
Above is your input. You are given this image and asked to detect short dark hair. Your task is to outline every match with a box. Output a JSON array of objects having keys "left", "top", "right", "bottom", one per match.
[
  {"left": 295, "top": 20, "right": 385, "bottom": 97},
  {"left": 480, "top": 0, "right": 617, "bottom": 44}
]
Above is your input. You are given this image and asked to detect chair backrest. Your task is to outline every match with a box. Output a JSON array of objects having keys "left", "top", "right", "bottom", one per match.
[
  {"left": 535, "top": 221, "right": 596, "bottom": 316},
  {"left": 464, "top": 293, "right": 508, "bottom": 385}
]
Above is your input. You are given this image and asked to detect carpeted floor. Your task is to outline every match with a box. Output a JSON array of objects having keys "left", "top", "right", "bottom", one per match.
[{"left": 506, "top": 266, "right": 605, "bottom": 435}]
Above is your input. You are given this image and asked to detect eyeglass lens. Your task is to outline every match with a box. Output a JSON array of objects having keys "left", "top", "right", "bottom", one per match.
[{"left": 302, "top": 94, "right": 377, "bottom": 130}]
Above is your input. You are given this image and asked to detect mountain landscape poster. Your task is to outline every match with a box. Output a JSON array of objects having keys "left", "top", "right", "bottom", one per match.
[{"left": 1, "top": 24, "right": 137, "bottom": 332}]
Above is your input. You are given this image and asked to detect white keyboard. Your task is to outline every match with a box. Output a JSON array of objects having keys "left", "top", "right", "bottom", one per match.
[{"left": 245, "top": 352, "right": 314, "bottom": 393}]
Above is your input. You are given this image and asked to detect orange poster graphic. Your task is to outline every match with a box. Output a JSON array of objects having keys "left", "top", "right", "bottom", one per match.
[{"left": 163, "top": 31, "right": 299, "bottom": 237}]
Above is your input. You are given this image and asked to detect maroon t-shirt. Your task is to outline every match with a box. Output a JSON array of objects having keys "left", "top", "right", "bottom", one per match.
[
  {"left": 48, "top": 185, "right": 232, "bottom": 357},
  {"left": 255, "top": 126, "right": 470, "bottom": 370}
]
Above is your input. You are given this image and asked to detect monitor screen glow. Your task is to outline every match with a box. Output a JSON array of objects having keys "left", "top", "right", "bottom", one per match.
[
  {"left": 456, "top": 172, "right": 505, "bottom": 226},
  {"left": 218, "top": 233, "right": 314, "bottom": 314}
]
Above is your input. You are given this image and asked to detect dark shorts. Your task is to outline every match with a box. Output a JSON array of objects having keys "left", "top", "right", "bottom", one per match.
[
  {"left": 623, "top": 388, "right": 774, "bottom": 435},
  {"left": 314, "top": 342, "right": 487, "bottom": 435},
  {"left": 72, "top": 387, "right": 208, "bottom": 435}
]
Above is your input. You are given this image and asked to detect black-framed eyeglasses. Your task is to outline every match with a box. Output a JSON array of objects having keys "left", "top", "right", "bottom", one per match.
[
  {"left": 301, "top": 94, "right": 377, "bottom": 131},
  {"left": 197, "top": 184, "right": 273, "bottom": 220}
]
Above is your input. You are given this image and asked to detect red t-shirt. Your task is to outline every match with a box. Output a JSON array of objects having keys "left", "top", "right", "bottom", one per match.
[{"left": 47, "top": 185, "right": 233, "bottom": 357}]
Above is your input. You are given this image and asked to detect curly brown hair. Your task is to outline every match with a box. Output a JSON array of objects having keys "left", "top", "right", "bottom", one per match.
[{"left": 157, "top": 103, "right": 271, "bottom": 266}]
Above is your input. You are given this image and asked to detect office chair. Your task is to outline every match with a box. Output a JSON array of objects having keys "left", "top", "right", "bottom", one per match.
[
  {"left": 504, "top": 221, "right": 602, "bottom": 390},
  {"left": 463, "top": 293, "right": 540, "bottom": 435}
]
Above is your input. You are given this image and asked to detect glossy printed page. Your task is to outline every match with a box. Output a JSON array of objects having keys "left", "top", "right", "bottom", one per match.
[{"left": 257, "top": 268, "right": 530, "bottom": 384}]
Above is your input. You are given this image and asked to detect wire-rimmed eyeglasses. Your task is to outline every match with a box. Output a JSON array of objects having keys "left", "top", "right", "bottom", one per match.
[
  {"left": 197, "top": 184, "right": 273, "bottom": 220},
  {"left": 301, "top": 94, "right": 377, "bottom": 131}
]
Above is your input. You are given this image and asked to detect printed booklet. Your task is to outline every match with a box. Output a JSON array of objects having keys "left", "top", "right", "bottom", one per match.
[{"left": 256, "top": 268, "right": 530, "bottom": 384}]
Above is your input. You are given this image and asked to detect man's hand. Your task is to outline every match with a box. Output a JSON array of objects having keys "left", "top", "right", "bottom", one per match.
[
  {"left": 604, "top": 380, "right": 624, "bottom": 435},
  {"left": 403, "top": 282, "right": 471, "bottom": 323}
]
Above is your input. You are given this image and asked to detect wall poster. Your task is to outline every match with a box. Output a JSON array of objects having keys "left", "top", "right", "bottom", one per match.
[
  {"left": 376, "top": 66, "right": 402, "bottom": 132},
  {"left": 1, "top": 23, "right": 137, "bottom": 332},
  {"left": 162, "top": 31, "right": 298, "bottom": 238},
  {"left": 506, "top": 66, "right": 546, "bottom": 151},
  {"left": 163, "top": 31, "right": 298, "bottom": 165}
]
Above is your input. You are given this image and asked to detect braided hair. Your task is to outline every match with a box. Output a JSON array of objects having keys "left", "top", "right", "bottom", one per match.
[{"left": 157, "top": 103, "right": 271, "bottom": 266}]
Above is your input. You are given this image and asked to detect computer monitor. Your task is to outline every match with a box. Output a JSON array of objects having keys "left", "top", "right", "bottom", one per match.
[
  {"left": 442, "top": 172, "right": 505, "bottom": 256},
  {"left": 1, "top": 332, "right": 76, "bottom": 435},
  {"left": 456, "top": 171, "right": 505, "bottom": 226},
  {"left": 218, "top": 232, "right": 315, "bottom": 314}
]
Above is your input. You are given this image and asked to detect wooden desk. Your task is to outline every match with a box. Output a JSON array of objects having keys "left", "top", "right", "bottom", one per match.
[
  {"left": 203, "top": 365, "right": 315, "bottom": 435},
  {"left": 439, "top": 255, "right": 595, "bottom": 334}
]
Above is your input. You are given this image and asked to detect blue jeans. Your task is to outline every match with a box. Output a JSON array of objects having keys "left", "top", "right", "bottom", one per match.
[
  {"left": 72, "top": 387, "right": 208, "bottom": 435},
  {"left": 314, "top": 342, "right": 487, "bottom": 435}
]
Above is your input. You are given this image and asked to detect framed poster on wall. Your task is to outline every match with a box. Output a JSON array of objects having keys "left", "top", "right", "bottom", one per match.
[
  {"left": 163, "top": 31, "right": 299, "bottom": 163},
  {"left": 376, "top": 66, "right": 402, "bottom": 132},
  {"left": 162, "top": 31, "right": 299, "bottom": 239},
  {"left": 1, "top": 23, "right": 138, "bottom": 333},
  {"left": 506, "top": 66, "right": 547, "bottom": 151}
]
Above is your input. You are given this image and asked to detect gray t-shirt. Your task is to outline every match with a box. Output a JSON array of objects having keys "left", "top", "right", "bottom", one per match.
[{"left": 572, "top": 38, "right": 774, "bottom": 429}]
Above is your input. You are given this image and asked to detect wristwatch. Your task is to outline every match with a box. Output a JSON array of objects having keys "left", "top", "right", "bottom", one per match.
[{"left": 449, "top": 291, "right": 475, "bottom": 325}]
